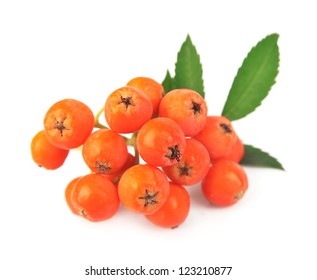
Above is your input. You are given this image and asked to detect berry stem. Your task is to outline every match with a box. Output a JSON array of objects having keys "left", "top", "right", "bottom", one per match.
[
  {"left": 94, "top": 106, "right": 108, "bottom": 129},
  {"left": 126, "top": 132, "right": 140, "bottom": 164}
]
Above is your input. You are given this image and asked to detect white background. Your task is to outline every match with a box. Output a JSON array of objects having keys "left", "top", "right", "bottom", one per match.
[{"left": 1, "top": 0, "right": 316, "bottom": 279}]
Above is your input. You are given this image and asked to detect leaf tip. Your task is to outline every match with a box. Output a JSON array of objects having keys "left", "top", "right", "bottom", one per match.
[
  {"left": 264, "top": 33, "right": 280, "bottom": 46},
  {"left": 241, "top": 144, "right": 284, "bottom": 171},
  {"left": 270, "top": 33, "right": 279, "bottom": 40}
]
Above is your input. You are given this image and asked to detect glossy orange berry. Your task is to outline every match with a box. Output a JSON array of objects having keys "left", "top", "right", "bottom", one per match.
[
  {"left": 221, "top": 137, "right": 245, "bottom": 163},
  {"left": 194, "top": 116, "right": 238, "bottom": 161},
  {"left": 126, "top": 76, "right": 164, "bottom": 116},
  {"left": 159, "top": 88, "right": 208, "bottom": 136},
  {"left": 104, "top": 86, "right": 153, "bottom": 133},
  {"left": 31, "top": 130, "right": 69, "bottom": 170},
  {"left": 65, "top": 176, "right": 82, "bottom": 215},
  {"left": 145, "top": 182, "right": 190, "bottom": 228},
  {"left": 71, "top": 174, "right": 120, "bottom": 222},
  {"left": 202, "top": 160, "right": 248, "bottom": 206},
  {"left": 43, "top": 99, "right": 94, "bottom": 149},
  {"left": 163, "top": 138, "right": 210, "bottom": 186},
  {"left": 118, "top": 164, "right": 170, "bottom": 215},
  {"left": 82, "top": 129, "right": 128, "bottom": 175},
  {"left": 137, "top": 117, "right": 186, "bottom": 167}
]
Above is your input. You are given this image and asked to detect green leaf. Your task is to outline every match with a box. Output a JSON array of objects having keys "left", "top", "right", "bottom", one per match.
[
  {"left": 222, "top": 33, "right": 279, "bottom": 121},
  {"left": 174, "top": 34, "right": 205, "bottom": 98},
  {"left": 240, "top": 144, "right": 284, "bottom": 170},
  {"left": 162, "top": 70, "right": 175, "bottom": 94}
]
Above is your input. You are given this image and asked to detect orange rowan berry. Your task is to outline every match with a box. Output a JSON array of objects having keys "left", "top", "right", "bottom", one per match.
[
  {"left": 194, "top": 116, "right": 237, "bottom": 161},
  {"left": 159, "top": 88, "right": 208, "bottom": 136},
  {"left": 202, "top": 160, "right": 248, "bottom": 206},
  {"left": 71, "top": 174, "right": 119, "bottom": 222},
  {"left": 43, "top": 99, "right": 94, "bottom": 149},
  {"left": 118, "top": 164, "right": 170, "bottom": 215},
  {"left": 82, "top": 129, "right": 128, "bottom": 175},
  {"left": 221, "top": 137, "right": 245, "bottom": 163},
  {"left": 31, "top": 130, "right": 69, "bottom": 170},
  {"left": 126, "top": 76, "right": 164, "bottom": 116},
  {"left": 104, "top": 86, "right": 153, "bottom": 133},
  {"left": 65, "top": 176, "right": 82, "bottom": 215},
  {"left": 137, "top": 117, "right": 186, "bottom": 167},
  {"left": 145, "top": 182, "right": 190, "bottom": 228}
]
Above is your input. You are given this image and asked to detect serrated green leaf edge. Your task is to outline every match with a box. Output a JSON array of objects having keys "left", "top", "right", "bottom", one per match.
[
  {"left": 222, "top": 33, "right": 280, "bottom": 121},
  {"left": 162, "top": 70, "right": 175, "bottom": 94},
  {"left": 174, "top": 34, "right": 205, "bottom": 98},
  {"left": 240, "top": 144, "right": 284, "bottom": 170}
]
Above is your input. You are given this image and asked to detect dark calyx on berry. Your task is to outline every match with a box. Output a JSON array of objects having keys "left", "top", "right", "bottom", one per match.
[
  {"left": 54, "top": 118, "right": 68, "bottom": 136},
  {"left": 220, "top": 123, "right": 232, "bottom": 134},
  {"left": 95, "top": 161, "right": 111, "bottom": 174},
  {"left": 138, "top": 189, "right": 158, "bottom": 207},
  {"left": 120, "top": 96, "right": 134, "bottom": 109},
  {"left": 178, "top": 163, "right": 192, "bottom": 176},
  {"left": 191, "top": 102, "right": 202, "bottom": 115},
  {"left": 165, "top": 145, "right": 182, "bottom": 162}
]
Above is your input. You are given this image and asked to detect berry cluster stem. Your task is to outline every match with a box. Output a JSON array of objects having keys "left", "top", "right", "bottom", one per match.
[
  {"left": 126, "top": 132, "right": 140, "bottom": 165},
  {"left": 94, "top": 106, "right": 107, "bottom": 129}
]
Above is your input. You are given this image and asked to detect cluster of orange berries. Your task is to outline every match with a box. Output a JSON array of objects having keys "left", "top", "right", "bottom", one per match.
[{"left": 31, "top": 77, "right": 248, "bottom": 229}]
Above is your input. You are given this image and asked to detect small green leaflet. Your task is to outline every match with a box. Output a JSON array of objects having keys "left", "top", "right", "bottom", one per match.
[
  {"left": 175, "top": 35, "right": 204, "bottom": 97},
  {"left": 162, "top": 35, "right": 205, "bottom": 98},
  {"left": 162, "top": 70, "right": 174, "bottom": 94},
  {"left": 222, "top": 34, "right": 279, "bottom": 121},
  {"left": 240, "top": 145, "right": 284, "bottom": 170}
]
